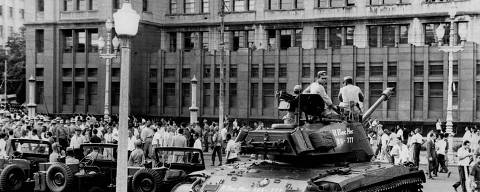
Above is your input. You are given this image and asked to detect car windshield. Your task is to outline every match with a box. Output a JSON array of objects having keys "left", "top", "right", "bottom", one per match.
[
  {"left": 12, "top": 140, "right": 50, "bottom": 155},
  {"left": 155, "top": 148, "right": 204, "bottom": 166},
  {"left": 81, "top": 145, "right": 117, "bottom": 161}
]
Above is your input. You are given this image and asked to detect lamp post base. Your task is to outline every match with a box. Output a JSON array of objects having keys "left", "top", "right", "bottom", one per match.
[{"left": 447, "top": 133, "right": 456, "bottom": 166}]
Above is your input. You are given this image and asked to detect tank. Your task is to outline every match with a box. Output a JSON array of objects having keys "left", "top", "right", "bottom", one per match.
[{"left": 171, "top": 88, "right": 426, "bottom": 192}]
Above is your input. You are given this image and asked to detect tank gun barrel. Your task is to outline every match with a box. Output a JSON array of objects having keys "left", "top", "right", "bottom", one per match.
[{"left": 362, "top": 88, "right": 395, "bottom": 122}]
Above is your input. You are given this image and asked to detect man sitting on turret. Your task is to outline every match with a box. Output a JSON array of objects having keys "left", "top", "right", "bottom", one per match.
[{"left": 303, "top": 71, "right": 337, "bottom": 118}]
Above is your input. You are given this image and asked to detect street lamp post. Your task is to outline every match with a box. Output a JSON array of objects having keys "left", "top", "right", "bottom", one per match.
[
  {"left": 98, "top": 19, "right": 120, "bottom": 122},
  {"left": 112, "top": 1, "right": 140, "bottom": 192},
  {"left": 27, "top": 75, "right": 37, "bottom": 118},
  {"left": 189, "top": 75, "right": 199, "bottom": 124},
  {"left": 436, "top": 3, "right": 465, "bottom": 164},
  {"left": 3, "top": 46, "right": 9, "bottom": 104}
]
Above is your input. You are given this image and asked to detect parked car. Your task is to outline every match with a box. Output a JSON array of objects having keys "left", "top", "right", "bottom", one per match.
[
  {"left": 35, "top": 143, "right": 118, "bottom": 192},
  {"left": 0, "top": 138, "right": 52, "bottom": 192},
  {"left": 128, "top": 147, "right": 205, "bottom": 192}
]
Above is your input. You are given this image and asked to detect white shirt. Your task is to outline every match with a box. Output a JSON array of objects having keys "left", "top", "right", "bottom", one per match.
[
  {"left": 193, "top": 138, "right": 202, "bottom": 150},
  {"left": 338, "top": 84, "right": 363, "bottom": 109},
  {"left": 411, "top": 133, "right": 423, "bottom": 144},
  {"left": 127, "top": 136, "right": 135, "bottom": 151},
  {"left": 458, "top": 146, "right": 473, "bottom": 166},
  {"left": 390, "top": 143, "right": 409, "bottom": 164},
  {"left": 381, "top": 134, "right": 390, "bottom": 147},
  {"left": 225, "top": 140, "right": 239, "bottom": 160},
  {"left": 396, "top": 129, "right": 404, "bottom": 141},
  {"left": 464, "top": 131, "right": 472, "bottom": 142},
  {"left": 436, "top": 139, "right": 447, "bottom": 155},
  {"left": 388, "top": 133, "right": 398, "bottom": 147},
  {"left": 70, "top": 134, "right": 83, "bottom": 149},
  {"left": 303, "top": 82, "right": 332, "bottom": 106},
  {"left": 220, "top": 128, "right": 228, "bottom": 141}
]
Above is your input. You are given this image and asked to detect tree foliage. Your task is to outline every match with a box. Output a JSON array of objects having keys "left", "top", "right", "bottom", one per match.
[{"left": 0, "top": 27, "right": 26, "bottom": 103}]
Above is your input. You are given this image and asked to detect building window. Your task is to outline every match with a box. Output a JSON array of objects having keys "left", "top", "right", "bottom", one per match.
[
  {"left": 387, "top": 82, "right": 397, "bottom": 110},
  {"left": 63, "top": 30, "right": 73, "bottom": 53},
  {"left": 77, "top": 0, "right": 86, "bottom": 10},
  {"left": 87, "top": 82, "right": 97, "bottom": 105},
  {"left": 356, "top": 63, "right": 365, "bottom": 77},
  {"left": 38, "top": 0, "right": 44, "bottom": 12},
  {"left": 36, "top": 68, "right": 44, "bottom": 77},
  {"left": 316, "top": 27, "right": 354, "bottom": 49},
  {"left": 62, "top": 68, "right": 72, "bottom": 77},
  {"left": 201, "top": 32, "right": 209, "bottom": 50},
  {"left": 182, "top": 68, "right": 191, "bottom": 78},
  {"left": 20, "top": 9, "right": 25, "bottom": 19},
  {"left": 229, "top": 64, "right": 237, "bottom": 78},
  {"left": 428, "top": 62, "right": 443, "bottom": 76},
  {"left": 149, "top": 68, "right": 157, "bottom": 79},
  {"left": 248, "top": 0, "right": 255, "bottom": 10},
  {"left": 169, "top": 32, "right": 177, "bottom": 52},
  {"left": 453, "top": 82, "right": 458, "bottom": 106},
  {"left": 88, "top": 29, "right": 99, "bottom": 52},
  {"left": 113, "top": 0, "right": 121, "bottom": 9},
  {"left": 224, "top": 0, "right": 231, "bottom": 11},
  {"left": 112, "top": 68, "right": 121, "bottom": 77},
  {"left": 229, "top": 83, "right": 237, "bottom": 108},
  {"left": 318, "top": 0, "right": 348, "bottom": 8},
  {"left": 214, "top": 66, "right": 220, "bottom": 78},
  {"left": 263, "top": 83, "right": 275, "bottom": 109},
  {"left": 263, "top": 64, "right": 275, "bottom": 78},
  {"left": 414, "top": 82, "right": 423, "bottom": 111},
  {"left": 368, "top": 26, "right": 379, "bottom": 48},
  {"left": 88, "top": 0, "right": 97, "bottom": 10},
  {"left": 202, "top": 0, "right": 209, "bottom": 13},
  {"left": 428, "top": 82, "right": 443, "bottom": 112},
  {"left": 314, "top": 63, "right": 327, "bottom": 75},
  {"left": 87, "top": 68, "right": 97, "bottom": 77},
  {"left": 184, "top": 32, "right": 194, "bottom": 51},
  {"left": 182, "top": 83, "right": 190, "bottom": 107},
  {"left": 425, "top": 23, "right": 450, "bottom": 46},
  {"left": 74, "top": 82, "right": 85, "bottom": 105},
  {"left": 203, "top": 83, "right": 210, "bottom": 107},
  {"left": 143, "top": 0, "right": 148, "bottom": 12},
  {"left": 214, "top": 83, "right": 220, "bottom": 107},
  {"left": 302, "top": 63, "right": 310, "bottom": 78},
  {"left": 369, "top": 64, "right": 383, "bottom": 77},
  {"left": 280, "top": 30, "right": 292, "bottom": 49},
  {"left": 185, "top": 0, "right": 194, "bottom": 13},
  {"left": 368, "top": 25, "right": 409, "bottom": 47},
  {"left": 332, "top": 63, "right": 340, "bottom": 77},
  {"left": 232, "top": 31, "right": 247, "bottom": 51},
  {"left": 170, "top": 0, "right": 177, "bottom": 14},
  {"left": 387, "top": 62, "right": 397, "bottom": 77},
  {"left": 111, "top": 82, "right": 120, "bottom": 106},
  {"left": 75, "top": 30, "right": 86, "bottom": 52},
  {"left": 369, "top": 83, "right": 383, "bottom": 107},
  {"left": 203, "top": 66, "right": 211, "bottom": 78},
  {"left": 414, "top": 62, "right": 423, "bottom": 76},
  {"left": 75, "top": 68, "right": 85, "bottom": 77},
  {"left": 400, "top": 25, "right": 408, "bottom": 44},
  {"left": 8, "top": 7, "right": 12, "bottom": 18},
  {"left": 0, "top": 6, "right": 2, "bottom": 16},
  {"left": 251, "top": 83, "right": 258, "bottom": 108},
  {"left": 164, "top": 69, "right": 176, "bottom": 78},
  {"left": 36, "top": 81, "right": 44, "bottom": 104},
  {"left": 251, "top": 64, "right": 259, "bottom": 77},
  {"left": 476, "top": 82, "right": 480, "bottom": 112},
  {"left": 381, "top": 25, "right": 395, "bottom": 47},
  {"left": 294, "top": 0, "right": 304, "bottom": 9},
  {"left": 148, "top": 83, "right": 158, "bottom": 106},
  {"left": 279, "top": 63, "right": 287, "bottom": 78},
  {"left": 64, "top": 0, "right": 72, "bottom": 11},
  {"left": 164, "top": 83, "right": 176, "bottom": 107},
  {"left": 36, "top": 30, "right": 44, "bottom": 53},
  {"left": 234, "top": 0, "right": 245, "bottom": 11}
]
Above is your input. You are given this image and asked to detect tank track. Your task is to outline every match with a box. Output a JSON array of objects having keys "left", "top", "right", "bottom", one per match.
[{"left": 352, "top": 172, "right": 425, "bottom": 192}]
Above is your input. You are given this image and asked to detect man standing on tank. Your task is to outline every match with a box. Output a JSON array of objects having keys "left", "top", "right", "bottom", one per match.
[
  {"left": 303, "top": 71, "right": 337, "bottom": 117},
  {"left": 338, "top": 76, "right": 364, "bottom": 114}
]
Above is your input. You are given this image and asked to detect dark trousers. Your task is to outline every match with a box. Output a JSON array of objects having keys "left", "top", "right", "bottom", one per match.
[
  {"left": 212, "top": 145, "right": 222, "bottom": 165},
  {"left": 203, "top": 138, "right": 209, "bottom": 152},
  {"left": 58, "top": 138, "right": 68, "bottom": 150},
  {"left": 428, "top": 157, "right": 438, "bottom": 177},
  {"left": 437, "top": 154, "right": 449, "bottom": 172},
  {"left": 454, "top": 166, "right": 470, "bottom": 192},
  {"left": 143, "top": 137, "right": 153, "bottom": 159},
  {"left": 413, "top": 143, "right": 421, "bottom": 166}
]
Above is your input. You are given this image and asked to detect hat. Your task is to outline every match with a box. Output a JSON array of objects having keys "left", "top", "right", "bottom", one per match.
[
  {"left": 293, "top": 85, "right": 302, "bottom": 92},
  {"left": 317, "top": 71, "right": 327, "bottom": 77},
  {"left": 66, "top": 147, "right": 73, "bottom": 152},
  {"left": 343, "top": 76, "right": 353, "bottom": 81}
]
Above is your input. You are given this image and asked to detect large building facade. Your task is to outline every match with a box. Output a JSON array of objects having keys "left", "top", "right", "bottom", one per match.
[
  {"left": 25, "top": 0, "right": 480, "bottom": 125},
  {"left": 1, "top": 0, "right": 25, "bottom": 46}
]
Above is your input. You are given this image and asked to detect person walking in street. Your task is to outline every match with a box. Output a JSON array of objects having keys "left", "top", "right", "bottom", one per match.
[
  {"left": 454, "top": 140, "right": 474, "bottom": 192},
  {"left": 426, "top": 132, "right": 438, "bottom": 179},
  {"left": 128, "top": 140, "right": 145, "bottom": 167},
  {"left": 470, "top": 154, "right": 480, "bottom": 192},
  {"left": 436, "top": 133, "right": 450, "bottom": 176},
  {"left": 140, "top": 124, "right": 154, "bottom": 159},
  {"left": 225, "top": 133, "right": 240, "bottom": 164},
  {"left": 212, "top": 127, "right": 223, "bottom": 166},
  {"left": 411, "top": 128, "right": 424, "bottom": 166}
]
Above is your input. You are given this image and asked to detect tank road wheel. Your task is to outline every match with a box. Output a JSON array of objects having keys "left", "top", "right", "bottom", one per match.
[
  {"left": 0, "top": 164, "right": 25, "bottom": 192},
  {"left": 46, "top": 163, "right": 74, "bottom": 192},
  {"left": 132, "top": 169, "right": 163, "bottom": 192}
]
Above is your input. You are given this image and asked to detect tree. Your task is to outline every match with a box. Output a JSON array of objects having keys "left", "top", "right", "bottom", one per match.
[{"left": 0, "top": 27, "right": 26, "bottom": 103}]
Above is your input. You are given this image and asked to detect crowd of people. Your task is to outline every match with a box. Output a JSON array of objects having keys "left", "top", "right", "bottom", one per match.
[{"left": 0, "top": 107, "right": 258, "bottom": 167}]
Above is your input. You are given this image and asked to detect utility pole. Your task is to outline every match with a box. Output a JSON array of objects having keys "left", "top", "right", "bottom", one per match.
[{"left": 219, "top": 0, "right": 225, "bottom": 130}]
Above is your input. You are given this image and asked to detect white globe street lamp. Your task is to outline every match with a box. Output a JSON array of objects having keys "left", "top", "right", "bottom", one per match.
[{"left": 112, "top": 1, "right": 140, "bottom": 192}]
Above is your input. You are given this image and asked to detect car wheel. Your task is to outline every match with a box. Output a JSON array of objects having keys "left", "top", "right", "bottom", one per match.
[
  {"left": 46, "top": 163, "right": 74, "bottom": 192},
  {"left": 132, "top": 169, "right": 163, "bottom": 192},
  {"left": 0, "top": 164, "right": 25, "bottom": 192}
]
